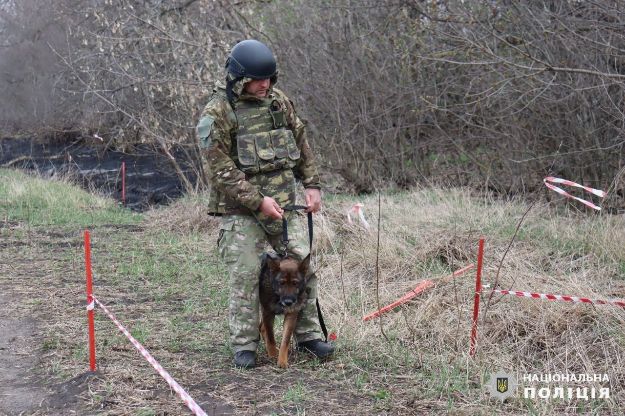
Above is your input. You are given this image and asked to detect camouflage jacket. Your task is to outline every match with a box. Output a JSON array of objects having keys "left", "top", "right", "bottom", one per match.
[{"left": 197, "top": 81, "right": 320, "bottom": 221}]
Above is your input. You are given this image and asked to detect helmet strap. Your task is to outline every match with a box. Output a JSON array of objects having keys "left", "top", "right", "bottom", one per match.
[
  {"left": 226, "top": 75, "right": 243, "bottom": 109},
  {"left": 270, "top": 71, "right": 279, "bottom": 85}
]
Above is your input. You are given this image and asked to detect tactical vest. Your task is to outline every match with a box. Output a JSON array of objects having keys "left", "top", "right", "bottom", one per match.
[
  {"left": 233, "top": 97, "right": 300, "bottom": 175},
  {"left": 214, "top": 95, "right": 301, "bottom": 235}
]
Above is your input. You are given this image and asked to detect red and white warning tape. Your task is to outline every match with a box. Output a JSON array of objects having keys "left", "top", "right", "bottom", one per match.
[
  {"left": 363, "top": 280, "right": 434, "bottom": 321},
  {"left": 346, "top": 203, "right": 370, "bottom": 229},
  {"left": 491, "top": 289, "right": 625, "bottom": 308},
  {"left": 543, "top": 177, "right": 606, "bottom": 211},
  {"left": 90, "top": 296, "right": 207, "bottom": 416},
  {"left": 363, "top": 264, "right": 475, "bottom": 321}
]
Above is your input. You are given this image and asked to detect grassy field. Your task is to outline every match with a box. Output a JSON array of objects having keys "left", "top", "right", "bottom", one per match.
[{"left": 1, "top": 167, "right": 624, "bottom": 415}]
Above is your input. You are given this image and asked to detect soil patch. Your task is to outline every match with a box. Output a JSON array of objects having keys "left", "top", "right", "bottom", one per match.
[{"left": 0, "top": 292, "right": 47, "bottom": 415}]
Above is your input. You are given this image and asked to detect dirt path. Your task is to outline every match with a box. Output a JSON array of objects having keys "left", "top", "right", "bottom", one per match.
[{"left": 0, "top": 293, "right": 48, "bottom": 415}]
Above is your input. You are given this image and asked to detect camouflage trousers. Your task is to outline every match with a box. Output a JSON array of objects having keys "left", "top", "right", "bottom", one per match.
[{"left": 217, "top": 213, "right": 322, "bottom": 353}]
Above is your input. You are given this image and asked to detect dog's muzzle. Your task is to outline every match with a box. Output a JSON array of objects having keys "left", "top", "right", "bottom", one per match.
[{"left": 279, "top": 297, "right": 296, "bottom": 307}]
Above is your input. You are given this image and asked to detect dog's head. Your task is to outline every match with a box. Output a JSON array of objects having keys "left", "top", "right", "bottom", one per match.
[{"left": 265, "top": 253, "right": 311, "bottom": 311}]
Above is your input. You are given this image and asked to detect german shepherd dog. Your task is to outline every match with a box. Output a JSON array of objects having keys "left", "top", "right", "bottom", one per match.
[{"left": 259, "top": 252, "right": 312, "bottom": 368}]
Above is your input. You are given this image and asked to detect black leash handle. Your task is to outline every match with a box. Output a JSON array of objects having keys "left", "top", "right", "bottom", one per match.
[{"left": 281, "top": 204, "right": 328, "bottom": 342}]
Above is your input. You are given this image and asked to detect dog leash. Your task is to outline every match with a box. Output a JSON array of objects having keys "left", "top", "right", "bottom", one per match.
[
  {"left": 281, "top": 205, "right": 312, "bottom": 248},
  {"left": 282, "top": 205, "right": 329, "bottom": 343}
]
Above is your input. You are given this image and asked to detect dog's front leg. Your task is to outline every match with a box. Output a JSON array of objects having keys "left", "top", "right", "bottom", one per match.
[
  {"left": 277, "top": 312, "right": 298, "bottom": 369},
  {"left": 260, "top": 309, "right": 278, "bottom": 358}
]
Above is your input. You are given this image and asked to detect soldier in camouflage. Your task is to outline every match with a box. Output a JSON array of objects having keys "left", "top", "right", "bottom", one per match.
[{"left": 196, "top": 39, "right": 334, "bottom": 368}]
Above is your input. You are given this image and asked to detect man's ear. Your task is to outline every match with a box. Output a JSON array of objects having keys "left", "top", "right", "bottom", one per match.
[{"left": 299, "top": 254, "right": 311, "bottom": 275}]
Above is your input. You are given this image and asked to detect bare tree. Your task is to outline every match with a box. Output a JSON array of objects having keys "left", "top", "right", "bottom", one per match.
[
  {"left": 0, "top": 0, "right": 78, "bottom": 134},
  {"left": 1, "top": 0, "right": 623, "bottom": 210}
]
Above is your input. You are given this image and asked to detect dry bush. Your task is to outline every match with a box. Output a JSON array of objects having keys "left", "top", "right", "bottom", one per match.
[
  {"left": 0, "top": 0, "right": 78, "bottom": 134},
  {"left": 54, "top": 0, "right": 242, "bottom": 190},
  {"left": 1, "top": 0, "right": 251, "bottom": 189},
  {"left": 261, "top": 0, "right": 625, "bottom": 203}
]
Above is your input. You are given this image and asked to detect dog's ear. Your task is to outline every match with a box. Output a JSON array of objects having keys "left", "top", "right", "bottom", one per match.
[
  {"left": 266, "top": 253, "right": 281, "bottom": 273},
  {"left": 299, "top": 254, "right": 311, "bottom": 275}
]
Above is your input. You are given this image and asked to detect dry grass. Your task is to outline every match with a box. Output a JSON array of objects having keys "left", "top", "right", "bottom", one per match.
[
  {"left": 312, "top": 188, "right": 625, "bottom": 414},
  {"left": 143, "top": 193, "right": 220, "bottom": 233},
  {"left": 3, "top": 176, "right": 625, "bottom": 414},
  {"left": 0, "top": 168, "right": 139, "bottom": 226},
  {"left": 135, "top": 186, "right": 625, "bottom": 413}
]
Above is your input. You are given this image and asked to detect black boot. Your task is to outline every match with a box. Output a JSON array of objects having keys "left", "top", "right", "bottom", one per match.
[
  {"left": 297, "top": 339, "right": 335, "bottom": 359},
  {"left": 233, "top": 350, "right": 256, "bottom": 369}
]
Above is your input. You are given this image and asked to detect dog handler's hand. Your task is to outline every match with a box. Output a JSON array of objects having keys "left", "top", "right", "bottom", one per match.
[
  {"left": 304, "top": 188, "right": 321, "bottom": 213},
  {"left": 259, "top": 196, "right": 283, "bottom": 219}
]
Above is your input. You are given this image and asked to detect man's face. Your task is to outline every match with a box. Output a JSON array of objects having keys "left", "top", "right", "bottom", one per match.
[{"left": 244, "top": 78, "right": 271, "bottom": 98}]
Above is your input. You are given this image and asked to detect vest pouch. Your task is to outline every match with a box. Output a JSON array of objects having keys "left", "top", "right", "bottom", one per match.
[
  {"left": 255, "top": 132, "right": 276, "bottom": 172},
  {"left": 270, "top": 129, "right": 288, "bottom": 160},
  {"left": 285, "top": 129, "right": 301, "bottom": 160},
  {"left": 271, "top": 128, "right": 300, "bottom": 163},
  {"left": 270, "top": 108, "right": 286, "bottom": 129},
  {"left": 236, "top": 133, "right": 259, "bottom": 174},
  {"left": 254, "top": 132, "right": 275, "bottom": 161}
]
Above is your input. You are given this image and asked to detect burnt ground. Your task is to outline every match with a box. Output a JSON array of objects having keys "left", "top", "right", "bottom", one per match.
[{"left": 0, "top": 137, "right": 195, "bottom": 211}]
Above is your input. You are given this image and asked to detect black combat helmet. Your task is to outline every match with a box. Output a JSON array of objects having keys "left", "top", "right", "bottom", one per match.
[
  {"left": 225, "top": 39, "right": 277, "bottom": 105},
  {"left": 226, "top": 39, "right": 277, "bottom": 80}
]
